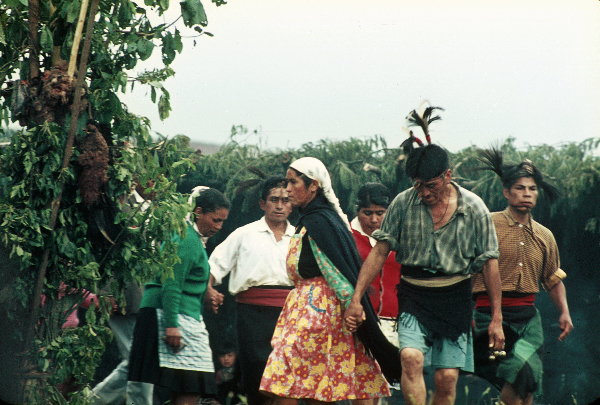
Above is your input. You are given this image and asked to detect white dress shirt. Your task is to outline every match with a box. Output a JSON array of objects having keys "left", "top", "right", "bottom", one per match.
[{"left": 209, "top": 217, "right": 295, "bottom": 295}]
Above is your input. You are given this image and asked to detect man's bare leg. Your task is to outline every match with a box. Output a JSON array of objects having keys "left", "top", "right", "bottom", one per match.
[
  {"left": 431, "top": 368, "right": 459, "bottom": 405},
  {"left": 400, "top": 348, "right": 426, "bottom": 405}
]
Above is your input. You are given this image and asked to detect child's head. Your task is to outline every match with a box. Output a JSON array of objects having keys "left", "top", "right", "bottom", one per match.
[{"left": 219, "top": 350, "right": 236, "bottom": 368}]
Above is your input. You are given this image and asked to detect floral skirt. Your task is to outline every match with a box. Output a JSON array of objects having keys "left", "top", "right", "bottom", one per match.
[{"left": 259, "top": 277, "right": 390, "bottom": 401}]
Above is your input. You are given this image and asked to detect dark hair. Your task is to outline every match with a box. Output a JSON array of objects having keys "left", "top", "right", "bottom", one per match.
[
  {"left": 478, "top": 147, "right": 560, "bottom": 203},
  {"left": 261, "top": 175, "right": 287, "bottom": 201},
  {"left": 193, "top": 188, "right": 231, "bottom": 213},
  {"left": 405, "top": 144, "right": 449, "bottom": 181},
  {"left": 217, "top": 343, "right": 237, "bottom": 356},
  {"left": 357, "top": 183, "right": 392, "bottom": 209}
]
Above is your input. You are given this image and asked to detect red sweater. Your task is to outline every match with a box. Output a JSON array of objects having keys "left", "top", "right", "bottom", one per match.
[{"left": 352, "top": 229, "right": 401, "bottom": 319}]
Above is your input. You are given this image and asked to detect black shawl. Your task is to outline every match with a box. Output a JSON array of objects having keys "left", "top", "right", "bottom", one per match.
[{"left": 297, "top": 194, "right": 402, "bottom": 384}]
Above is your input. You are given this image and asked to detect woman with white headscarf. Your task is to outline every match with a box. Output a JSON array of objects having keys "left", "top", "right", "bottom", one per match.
[
  {"left": 128, "top": 187, "right": 230, "bottom": 405},
  {"left": 260, "top": 158, "right": 400, "bottom": 405}
]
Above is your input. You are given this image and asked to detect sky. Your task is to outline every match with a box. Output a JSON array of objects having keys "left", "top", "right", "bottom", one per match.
[{"left": 121, "top": 0, "right": 600, "bottom": 153}]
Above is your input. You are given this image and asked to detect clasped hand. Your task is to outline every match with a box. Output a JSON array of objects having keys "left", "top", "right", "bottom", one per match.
[
  {"left": 205, "top": 285, "right": 224, "bottom": 314},
  {"left": 344, "top": 300, "right": 366, "bottom": 333}
]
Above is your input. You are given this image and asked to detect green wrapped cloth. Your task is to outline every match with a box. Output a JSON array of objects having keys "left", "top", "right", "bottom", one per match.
[{"left": 473, "top": 306, "right": 544, "bottom": 399}]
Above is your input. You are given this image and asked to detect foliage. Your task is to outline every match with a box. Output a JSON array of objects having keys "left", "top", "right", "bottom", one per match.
[
  {"left": 181, "top": 126, "right": 411, "bottom": 217},
  {"left": 0, "top": 0, "right": 226, "bottom": 125},
  {"left": 0, "top": 0, "right": 226, "bottom": 402},
  {"left": 0, "top": 121, "right": 196, "bottom": 403}
]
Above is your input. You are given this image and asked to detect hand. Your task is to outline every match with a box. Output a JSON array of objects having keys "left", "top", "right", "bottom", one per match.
[
  {"left": 344, "top": 300, "right": 366, "bottom": 333},
  {"left": 488, "top": 317, "right": 505, "bottom": 351},
  {"left": 165, "top": 327, "right": 183, "bottom": 351},
  {"left": 557, "top": 312, "right": 573, "bottom": 341},
  {"left": 205, "top": 285, "right": 224, "bottom": 314}
]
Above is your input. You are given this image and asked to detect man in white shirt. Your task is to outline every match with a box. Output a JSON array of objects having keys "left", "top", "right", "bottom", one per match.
[{"left": 207, "top": 175, "right": 294, "bottom": 405}]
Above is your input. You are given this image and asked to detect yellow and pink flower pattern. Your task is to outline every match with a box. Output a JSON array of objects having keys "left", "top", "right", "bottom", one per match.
[{"left": 259, "top": 228, "right": 390, "bottom": 401}]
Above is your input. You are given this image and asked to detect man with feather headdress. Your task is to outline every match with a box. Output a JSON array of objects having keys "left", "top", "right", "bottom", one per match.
[
  {"left": 346, "top": 103, "right": 504, "bottom": 405},
  {"left": 472, "top": 148, "right": 573, "bottom": 405},
  {"left": 206, "top": 175, "right": 295, "bottom": 405}
]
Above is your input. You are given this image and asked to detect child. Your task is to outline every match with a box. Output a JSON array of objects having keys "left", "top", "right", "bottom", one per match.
[{"left": 215, "top": 345, "right": 242, "bottom": 405}]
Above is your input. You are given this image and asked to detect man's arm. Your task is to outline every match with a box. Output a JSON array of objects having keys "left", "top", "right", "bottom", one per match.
[
  {"left": 205, "top": 274, "right": 224, "bottom": 314},
  {"left": 206, "top": 231, "right": 240, "bottom": 314},
  {"left": 345, "top": 241, "right": 391, "bottom": 332},
  {"left": 548, "top": 280, "right": 573, "bottom": 341},
  {"left": 481, "top": 258, "right": 505, "bottom": 350}
]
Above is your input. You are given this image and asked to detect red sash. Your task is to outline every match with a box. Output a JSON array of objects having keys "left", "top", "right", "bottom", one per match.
[
  {"left": 235, "top": 287, "right": 292, "bottom": 307},
  {"left": 475, "top": 293, "right": 535, "bottom": 308}
]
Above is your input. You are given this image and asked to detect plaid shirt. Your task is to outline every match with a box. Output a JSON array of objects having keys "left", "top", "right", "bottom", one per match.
[
  {"left": 372, "top": 182, "right": 498, "bottom": 276},
  {"left": 472, "top": 208, "right": 565, "bottom": 294}
]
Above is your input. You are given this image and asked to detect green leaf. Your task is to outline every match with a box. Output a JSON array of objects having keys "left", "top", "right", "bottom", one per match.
[
  {"left": 137, "top": 38, "right": 154, "bottom": 61},
  {"left": 174, "top": 29, "right": 183, "bottom": 53},
  {"left": 40, "top": 26, "right": 54, "bottom": 54},
  {"left": 118, "top": 71, "right": 128, "bottom": 91},
  {"left": 161, "top": 33, "right": 176, "bottom": 65},
  {"left": 66, "top": 0, "right": 80, "bottom": 24},
  {"left": 158, "top": 94, "right": 171, "bottom": 120},
  {"left": 118, "top": 0, "right": 134, "bottom": 27},
  {"left": 0, "top": 21, "right": 6, "bottom": 45},
  {"left": 180, "top": 0, "right": 208, "bottom": 27}
]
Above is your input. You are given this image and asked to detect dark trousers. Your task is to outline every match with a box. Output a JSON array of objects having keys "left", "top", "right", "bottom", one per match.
[{"left": 236, "top": 303, "right": 283, "bottom": 405}]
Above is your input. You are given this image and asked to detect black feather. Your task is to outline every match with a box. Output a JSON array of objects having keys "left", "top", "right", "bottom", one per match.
[
  {"left": 476, "top": 146, "right": 505, "bottom": 179},
  {"left": 406, "top": 106, "right": 445, "bottom": 141}
]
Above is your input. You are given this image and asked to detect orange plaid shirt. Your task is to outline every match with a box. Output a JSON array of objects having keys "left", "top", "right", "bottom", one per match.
[{"left": 472, "top": 208, "right": 566, "bottom": 294}]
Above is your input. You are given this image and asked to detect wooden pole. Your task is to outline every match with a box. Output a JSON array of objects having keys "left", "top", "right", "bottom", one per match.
[
  {"left": 67, "top": 0, "right": 91, "bottom": 79},
  {"left": 28, "top": 0, "right": 40, "bottom": 79}
]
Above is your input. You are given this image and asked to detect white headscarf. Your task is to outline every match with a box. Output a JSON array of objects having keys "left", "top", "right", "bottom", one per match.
[
  {"left": 289, "top": 157, "right": 351, "bottom": 231},
  {"left": 186, "top": 186, "right": 210, "bottom": 246}
]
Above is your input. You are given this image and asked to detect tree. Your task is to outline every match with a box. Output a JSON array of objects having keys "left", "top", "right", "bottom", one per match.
[{"left": 0, "top": 0, "right": 224, "bottom": 402}]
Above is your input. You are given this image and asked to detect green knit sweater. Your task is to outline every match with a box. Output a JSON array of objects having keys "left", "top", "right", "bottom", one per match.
[{"left": 140, "top": 223, "right": 209, "bottom": 328}]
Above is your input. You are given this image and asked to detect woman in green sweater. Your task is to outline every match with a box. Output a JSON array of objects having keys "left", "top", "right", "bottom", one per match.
[{"left": 129, "top": 187, "right": 230, "bottom": 405}]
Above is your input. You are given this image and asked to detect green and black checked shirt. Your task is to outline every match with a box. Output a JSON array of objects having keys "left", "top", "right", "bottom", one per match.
[{"left": 372, "top": 182, "right": 499, "bottom": 276}]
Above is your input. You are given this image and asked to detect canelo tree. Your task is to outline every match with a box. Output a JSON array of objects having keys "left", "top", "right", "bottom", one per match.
[{"left": 0, "top": 0, "right": 224, "bottom": 402}]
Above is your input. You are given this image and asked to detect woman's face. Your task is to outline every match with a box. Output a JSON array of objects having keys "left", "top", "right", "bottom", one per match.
[
  {"left": 285, "top": 168, "right": 317, "bottom": 208},
  {"left": 357, "top": 204, "right": 387, "bottom": 237},
  {"left": 194, "top": 207, "right": 229, "bottom": 237}
]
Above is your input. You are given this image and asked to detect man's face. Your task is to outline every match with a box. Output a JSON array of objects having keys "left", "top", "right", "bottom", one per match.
[
  {"left": 504, "top": 177, "right": 538, "bottom": 213},
  {"left": 260, "top": 187, "right": 292, "bottom": 224},
  {"left": 412, "top": 170, "right": 450, "bottom": 206}
]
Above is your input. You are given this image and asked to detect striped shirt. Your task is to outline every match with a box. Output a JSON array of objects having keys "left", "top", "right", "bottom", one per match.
[
  {"left": 372, "top": 182, "right": 498, "bottom": 276},
  {"left": 472, "top": 208, "right": 565, "bottom": 294}
]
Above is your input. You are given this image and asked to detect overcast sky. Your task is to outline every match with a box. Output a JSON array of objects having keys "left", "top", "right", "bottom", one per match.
[{"left": 121, "top": 0, "right": 600, "bottom": 153}]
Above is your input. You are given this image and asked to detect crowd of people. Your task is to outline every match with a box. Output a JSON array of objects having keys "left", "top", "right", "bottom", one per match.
[{"left": 84, "top": 112, "right": 572, "bottom": 405}]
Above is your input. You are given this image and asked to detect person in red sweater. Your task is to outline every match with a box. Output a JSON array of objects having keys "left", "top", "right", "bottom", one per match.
[{"left": 351, "top": 183, "right": 401, "bottom": 345}]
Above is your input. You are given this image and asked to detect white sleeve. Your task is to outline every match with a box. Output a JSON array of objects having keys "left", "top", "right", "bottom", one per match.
[{"left": 208, "top": 229, "right": 242, "bottom": 286}]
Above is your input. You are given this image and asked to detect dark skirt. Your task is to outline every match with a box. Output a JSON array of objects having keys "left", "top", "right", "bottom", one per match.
[{"left": 128, "top": 307, "right": 217, "bottom": 395}]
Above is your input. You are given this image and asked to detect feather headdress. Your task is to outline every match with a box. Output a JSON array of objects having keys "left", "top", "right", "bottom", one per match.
[
  {"left": 401, "top": 100, "right": 445, "bottom": 156},
  {"left": 477, "top": 146, "right": 560, "bottom": 203}
]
